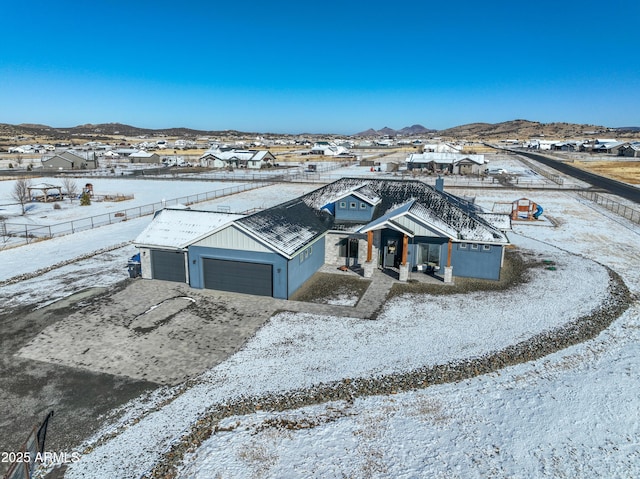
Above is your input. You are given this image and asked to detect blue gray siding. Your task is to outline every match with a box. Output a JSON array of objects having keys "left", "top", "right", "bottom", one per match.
[
  {"left": 451, "top": 243, "right": 503, "bottom": 280},
  {"left": 188, "top": 246, "right": 288, "bottom": 298},
  {"left": 334, "top": 195, "right": 375, "bottom": 222},
  {"left": 287, "top": 236, "right": 325, "bottom": 297}
]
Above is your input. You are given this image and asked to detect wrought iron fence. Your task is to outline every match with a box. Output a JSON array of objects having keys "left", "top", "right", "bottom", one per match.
[
  {"left": 2, "top": 411, "right": 53, "bottom": 479},
  {"left": 1, "top": 182, "right": 270, "bottom": 245},
  {"left": 515, "top": 156, "right": 565, "bottom": 185},
  {"left": 577, "top": 190, "right": 640, "bottom": 224}
]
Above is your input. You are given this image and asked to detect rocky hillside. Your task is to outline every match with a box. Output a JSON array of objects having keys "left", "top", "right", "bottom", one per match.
[
  {"left": 1, "top": 120, "right": 638, "bottom": 142},
  {"left": 355, "top": 124, "right": 435, "bottom": 137},
  {"left": 435, "top": 120, "right": 640, "bottom": 140}
]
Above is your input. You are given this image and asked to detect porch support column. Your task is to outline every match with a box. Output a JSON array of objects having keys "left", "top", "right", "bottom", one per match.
[
  {"left": 444, "top": 239, "right": 453, "bottom": 283},
  {"left": 363, "top": 230, "right": 375, "bottom": 278},
  {"left": 399, "top": 234, "right": 409, "bottom": 282},
  {"left": 401, "top": 234, "right": 409, "bottom": 265}
]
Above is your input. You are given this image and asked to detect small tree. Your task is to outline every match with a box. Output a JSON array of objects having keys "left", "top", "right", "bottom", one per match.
[
  {"left": 62, "top": 178, "right": 79, "bottom": 203},
  {"left": 12, "top": 178, "right": 31, "bottom": 214},
  {"left": 80, "top": 191, "right": 91, "bottom": 206}
]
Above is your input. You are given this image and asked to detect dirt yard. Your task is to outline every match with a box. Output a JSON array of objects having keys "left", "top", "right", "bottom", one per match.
[{"left": 573, "top": 159, "right": 640, "bottom": 184}]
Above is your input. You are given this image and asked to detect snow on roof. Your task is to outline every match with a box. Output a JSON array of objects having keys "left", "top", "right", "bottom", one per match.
[
  {"left": 407, "top": 152, "right": 485, "bottom": 165},
  {"left": 29, "top": 182, "right": 62, "bottom": 190},
  {"left": 303, "top": 178, "right": 507, "bottom": 243},
  {"left": 129, "top": 150, "right": 156, "bottom": 158},
  {"left": 209, "top": 150, "right": 265, "bottom": 161},
  {"left": 301, "top": 178, "right": 373, "bottom": 210},
  {"left": 330, "top": 184, "right": 382, "bottom": 206},
  {"left": 236, "top": 199, "right": 332, "bottom": 258},
  {"left": 251, "top": 150, "right": 271, "bottom": 162},
  {"left": 134, "top": 209, "right": 243, "bottom": 250}
]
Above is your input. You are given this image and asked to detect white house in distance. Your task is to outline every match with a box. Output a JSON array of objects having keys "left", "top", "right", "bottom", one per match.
[
  {"left": 310, "top": 142, "right": 349, "bottom": 156},
  {"left": 421, "top": 143, "right": 462, "bottom": 153},
  {"left": 199, "top": 149, "right": 275, "bottom": 169},
  {"left": 406, "top": 152, "right": 486, "bottom": 175}
]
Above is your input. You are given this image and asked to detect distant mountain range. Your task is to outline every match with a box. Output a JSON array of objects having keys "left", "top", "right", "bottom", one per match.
[
  {"left": 0, "top": 120, "right": 639, "bottom": 141},
  {"left": 354, "top": 124, "right": 436, "bottom": 137},
  {"left": 359, "top": 120, "right": 640, "bottom": 139}
]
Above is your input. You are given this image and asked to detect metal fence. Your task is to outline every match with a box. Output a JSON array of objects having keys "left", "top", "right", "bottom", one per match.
[
  {"left": 577, "top": 190, "right": 640, "bottom": 224},
  {"left": 514, "top": 155, "right": 565, "bottom": 185},
  {"left": 3, "top": 412, "right": 53, "bottom": 479},
  {"left": 2, "top": 182, "right": 270, "bottom": 245}
]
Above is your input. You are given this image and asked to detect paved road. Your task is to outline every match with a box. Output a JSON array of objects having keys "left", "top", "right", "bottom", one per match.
[{"left": 508, "top": 149, "right": 640, "bottom": 204}]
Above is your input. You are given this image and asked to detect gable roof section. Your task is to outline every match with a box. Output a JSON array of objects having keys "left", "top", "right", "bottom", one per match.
[
  {"left": 134, "top": 209, "right": 242, "bottom": 250},
  {"left": 331, "top": 184, "right": 382, "bottom": 206},
  {"left": 208, "top": 150, "right": 271, "bottom": 162},
  {"left": 235, "top": 198, "right": 333, "bottom": 258},
  {"left": 304, "top": 178, "right": 507, "bottom": 243},
  {"left": 407, "top": 152, "right": 485, "bottom": 165},
  {"left": 129, "top": 150, "right": 156, "bottom": 158},
  {"left": 60, "top": 150, "right": 89, "bottom": 162}
]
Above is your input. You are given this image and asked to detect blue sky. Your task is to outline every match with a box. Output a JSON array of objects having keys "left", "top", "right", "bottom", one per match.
[{"left": 1, "top": 0, "right": 638, "bottom": 134}]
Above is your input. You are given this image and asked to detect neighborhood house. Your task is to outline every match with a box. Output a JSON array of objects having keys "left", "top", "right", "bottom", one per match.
[
  {"left": 406, "top": 152, "right": 486, "bottom": 174},
  {"left": 199, "top": 149, "right": 275, "bottom": 169},
  {"left": 134, "top": 178, "right": 510, "bottom": 299}
]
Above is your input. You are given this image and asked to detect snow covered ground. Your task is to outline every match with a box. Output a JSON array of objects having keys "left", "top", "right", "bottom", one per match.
[
  {"left": 176, "top": 195, "right": 640, "bottom": 479},
  {"left": 1, "top": 171, "right": 638, "bottom": 478}
]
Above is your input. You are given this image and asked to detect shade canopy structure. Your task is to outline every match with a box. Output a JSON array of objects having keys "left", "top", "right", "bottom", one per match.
[{"left": 27, "top": 183, "right": 63, "bottom": 202}]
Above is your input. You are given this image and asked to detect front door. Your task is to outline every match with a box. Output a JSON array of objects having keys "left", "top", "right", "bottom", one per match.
[{"left": 384, "top": 239, "right": 398, "bottom": 267}]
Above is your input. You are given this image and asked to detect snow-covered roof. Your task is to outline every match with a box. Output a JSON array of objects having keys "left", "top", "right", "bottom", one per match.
[
  {"left": 407, "top": 152, "right": 485, "bottom": 165},
  {"left": 135, "top": 178, "right": 507, "bottom": 257},
  {"left": 129, "top": 150, "right": 156, "bottom": 158},
  {"left": 331, "top": 184, "right": 382, "bottom": 206},
  {"left": 134, "top": 209, "right": 243, "bottom": 250},
  {"left": 29, "top": 182, "right": 62, "bottom": 190},
  {"left": 356, "top": 198, "right": 508, "bottom": 243},
  {"left": 592, "top": 141, "right": 625, "bottom": 150},
  {"left": 235, "top": 199, "right": 332, "bottom": 258},
  {"left": 206, "top": 150, "right": 268, "bottom": 162},
  {"left": 305, "top": 178, "right": 508, "bottom": 243}
]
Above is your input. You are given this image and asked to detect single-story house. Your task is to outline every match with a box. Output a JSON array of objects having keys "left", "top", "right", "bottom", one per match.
[
  {"left": 550, "top": 141, "right": 582, "bottom": 152},
  {"left": 113, "top": 148, "right": 140, "bottom": 157},
  {"left": 584, "top": 140, "right": 627, "bottom": 155},
  {"left": 134, "top": 178, "right": 510, "bottom": 299},
  {"left": 310, "top": 142, "right": 349, "bottom": 156},
  {"left": 41, "top": 150, "right": 97, "bottom": 169},
  {"left": 128, "top": 150, "right": 161, "bottom": 164},
  {"left": 406, "top": 152, "right": 485, "bottom": 174},
  {"left": 619, "top": 143, "right": 640, "bottom": 158},
  {"left": 199, "top": 149, "right": 275, "bottom": 169}
]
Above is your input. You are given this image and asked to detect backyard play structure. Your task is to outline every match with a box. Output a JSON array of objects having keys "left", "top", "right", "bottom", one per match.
[
  {"left": 510, "top": 198, "right": 543, "bottom": 220},
  {"left": 493, "top": 198, "right": 544, "bottom": 221}
]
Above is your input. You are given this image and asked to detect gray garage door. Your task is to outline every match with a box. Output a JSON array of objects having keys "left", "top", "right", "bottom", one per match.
[
  {"left": 202, "top": 259, "right": 272, "bottom": 296},
  {"left": 151, "top": 250, "right": 186, "bottom": 282}
]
